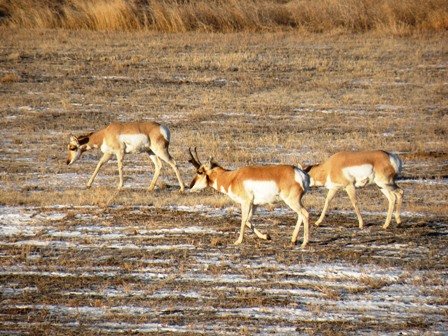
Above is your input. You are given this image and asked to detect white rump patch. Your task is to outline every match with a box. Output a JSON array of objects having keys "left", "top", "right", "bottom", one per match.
[
  {"left": 388, "top": 153, "right": 402, "bottom": 174},
  {"left": 342, "top": 164, "right": 375, "bottom": 187},
  {"left": 118, "top": 134, "right": 150, "bottom": 153},
  {"left": 159, "top": 125, "right": 170, "bottom": 142},
  {"left": 243, "top": 180, "right": 279, "bottom": 205},
  {"left": 294, "top": 168, "right": 310, "bottom": 191}
]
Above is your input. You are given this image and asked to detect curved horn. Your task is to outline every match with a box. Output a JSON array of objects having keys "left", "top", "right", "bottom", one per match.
[
  {"left": 188, "top": 147, "right": 201, "bottom": 169},
  {"left": 193, "top": 147, "right": 201, "bottom": 164}
]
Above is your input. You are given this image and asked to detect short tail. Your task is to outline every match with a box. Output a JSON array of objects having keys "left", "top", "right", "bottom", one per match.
[
  {"left": 294, "top": 167, "right": 310, "bottom": 192},
  {"left": 159, "top": 124, "right": 171, "bottom": 142},
  {"left": 388, "top": 152, "right": 403, "bottom": 175}
]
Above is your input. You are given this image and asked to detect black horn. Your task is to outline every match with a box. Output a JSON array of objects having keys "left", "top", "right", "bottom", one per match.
[{"left": 188, "top": 147, "right": 201, "bottom": 169}]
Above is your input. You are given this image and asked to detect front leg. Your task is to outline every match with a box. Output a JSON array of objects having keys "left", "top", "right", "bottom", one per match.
[
  {"left": 315, "top": 188, "right": 337, "bottom": 226},
  {"left": 245, "top": 205, "right": 270, "bottom": 241},
  {"left": 87, "top": 153, "right": 112, "bottom": 188},
  {"left": 246, "top": 221, "right": 270, "bottom": 240},
  {"left": 234, "top": 200, "right": 253, "bottom": 245}
]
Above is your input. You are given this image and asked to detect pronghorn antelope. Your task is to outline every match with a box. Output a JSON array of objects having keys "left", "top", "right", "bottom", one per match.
[
  {"left": 304, "top": 150, "right": 403, "bottom": 229},
  {"left": 188, "top": 148, "right": 310, "bottom": 247},
  {"left": 66, "top": 121, "right": 185, "bottom": 191}
]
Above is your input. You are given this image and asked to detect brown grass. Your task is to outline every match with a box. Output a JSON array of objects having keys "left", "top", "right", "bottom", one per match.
[
  {"left": 0, "top": 29, "right": 446, "bottom": 213},
  {"left": 0, "top": 72, "right": 20, "bottom": 83},
  {"left": 1, "top": 0, "right": 447, "bottom": 33}
]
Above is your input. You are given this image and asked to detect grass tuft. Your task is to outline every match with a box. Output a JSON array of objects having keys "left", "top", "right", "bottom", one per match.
[
  {"left": 0, "top": 72, "right": 20, "bottom": 83},
  {"left": 1, "top": 0, "right": 447, "bottom": 33}
]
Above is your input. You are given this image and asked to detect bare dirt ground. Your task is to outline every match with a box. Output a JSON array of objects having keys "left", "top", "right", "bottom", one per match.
[{"left": 0, "top": 29, "right": 447, "bottom": 335}]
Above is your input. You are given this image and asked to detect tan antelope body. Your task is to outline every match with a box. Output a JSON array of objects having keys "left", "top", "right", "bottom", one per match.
[
  {"left": 66, "top": 122, "right": 184, "bottom": 191},
  {"left": 188, "top": 149, "right": 310, "bottom": 247},
  {"left": 305, "top": 150, "right": 403, "bottom": 228}
]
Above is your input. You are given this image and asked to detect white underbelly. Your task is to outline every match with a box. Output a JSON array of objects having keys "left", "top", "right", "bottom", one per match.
[
  {"left": 342, "top": 164, "right": 375, "bottom": 187},
  {"left": 243, "top": 180, "right": 279, "bottom": 205},
  {"left": 119, "top": 134, "right": 150, "bottom": 153}
]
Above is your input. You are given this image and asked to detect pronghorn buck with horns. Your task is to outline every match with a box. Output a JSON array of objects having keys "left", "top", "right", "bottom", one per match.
[
  {"left": 66, "top": 121, "right": 185, "bottom": 191},
  {"left": 304, "top": 150, "right": 403, "bottom": 229},
  {"left": 188, "top": 148, "right": 310, "bottom": 248}
]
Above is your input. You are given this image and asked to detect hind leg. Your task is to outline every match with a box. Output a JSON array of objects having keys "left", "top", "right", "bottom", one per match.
[
  {"left": 147, "top": 154, "right": 162, "bottom": 191},
  {"left": 393, "top": 186, "right": 403, "bottom": 225},
  {"left": 154, "top": 147, "right": 185, "bottom": 192},
  {"left": 167, "top": 158, "right": 185, "bottom": 192},
  {"left": 293, "top": 208, "right": 309, "bottom": 248},
  {"left": 379, "top": 187, "right": 396, "bottom": 229},
  {"left": 345, "top": 184, "right": 364, "bottom": 229},
  {"left": 116, "top": 150, "right": 125, "bottom": 189},
  {"left": 283, "top": 193, "right": 309, "bottom": 248}
]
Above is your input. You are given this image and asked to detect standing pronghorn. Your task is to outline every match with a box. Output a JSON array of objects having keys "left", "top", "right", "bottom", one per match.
[
  {"left": 188, "top": 148, "right": 310, "bottom": 248},
  {"left": 66, "top": 121, "right": 185, "bottom": 191},
  {"left": 304, "top": 150, "right": 403, "bottom": 229}
]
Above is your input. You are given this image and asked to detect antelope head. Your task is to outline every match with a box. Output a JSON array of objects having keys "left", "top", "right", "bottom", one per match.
[
  {"left": 188, "top": 147, "right": 217, "bottom": 192},
  {"left": 66, "top": 135, "right": 89, "bottom": 165}
]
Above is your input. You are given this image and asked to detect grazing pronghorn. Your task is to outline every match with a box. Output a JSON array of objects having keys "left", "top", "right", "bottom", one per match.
[
  {"left": 304, "top": 150, "right": 403, "bottom": 229},
  {"left": 188, "top": 148, "right": 310, "bottom": 247},
  {"left": 66, "top": 121, "right": 185, "bottom": 191}
]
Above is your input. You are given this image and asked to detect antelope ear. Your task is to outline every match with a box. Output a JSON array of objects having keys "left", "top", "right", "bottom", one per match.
[
  {"left": 302, "top": 164, "right": 314, "bottom": 173},
  {"left": 70, "top": 135, "right": 79, "bottom": 144}
]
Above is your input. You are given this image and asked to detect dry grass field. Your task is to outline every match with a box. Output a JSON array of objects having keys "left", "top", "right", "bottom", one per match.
[
  {"left": 2, "top": 0, "right": 448, "bottom": 33},
  {"left": 0, "top": 25, "right": 447, "bottom": 335}
]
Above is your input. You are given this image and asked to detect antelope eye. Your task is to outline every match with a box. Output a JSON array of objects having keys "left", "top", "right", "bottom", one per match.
[{"left": 68, "top": 145, "right": 77, "bottom": 151}]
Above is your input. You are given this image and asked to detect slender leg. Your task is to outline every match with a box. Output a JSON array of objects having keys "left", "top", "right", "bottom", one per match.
[
  {"left": 291, "top": 212, "right": 303, "bottom": 243},
  {"left": 155, "top": 148, "right": 185, "bottom": 192},
  {"left": 245, "top": 206, "right": 270, "bottom": 240},
  {"left": 315, "top": 188, "right": 338, "bottom": 226},
  {"left": 246, "top": 221, "right": 270, "bottom": 240},
  {"left": 167, "top": 159, "right": 185, "bottom": 192},
  {"left": 292, "top": 207, "right": 309, "bottom": 248},
  {"left": 148, "top": 154, "right": 162, "bottom": 191},
  {"left": 301, "top": 208, "right": 309, "bottom": 248},
  {"left": 116, "top": 150, "right": 125, "bottom": 189},
  {"left": 282, "top": 193, "right": 309, "bottom": 248},
  {"left": 87, "top": 153, "right": 112, "bottom": 188},
  {"left": 234, "top": 201, "right": 253, "bottom": 245},
  {"left": 345, "top": 184, "right": 364, "bottom": 229},
  {"left": 393, "top": 187, "right": 403, "bottom": 225},
  {"left": 380, "top": 187, "right": 396, "bottom": 229}
]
